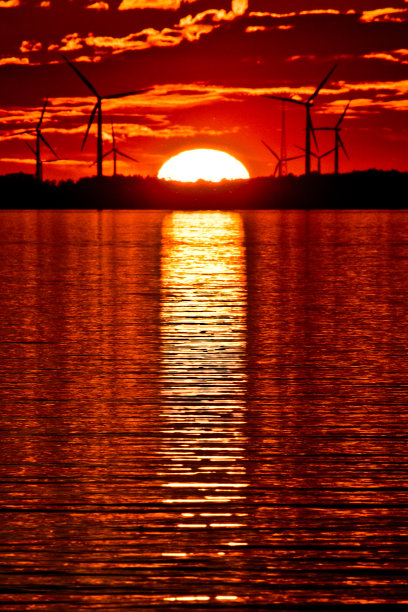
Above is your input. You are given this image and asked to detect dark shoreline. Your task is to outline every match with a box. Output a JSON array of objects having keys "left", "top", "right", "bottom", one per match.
[{"left": 1, "top": 169, "right": 406, "bottom": 210}]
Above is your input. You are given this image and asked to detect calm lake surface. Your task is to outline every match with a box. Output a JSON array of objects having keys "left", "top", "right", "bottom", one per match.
[{"left": 1, "top": 209, "right": 407, "bottom": 610}]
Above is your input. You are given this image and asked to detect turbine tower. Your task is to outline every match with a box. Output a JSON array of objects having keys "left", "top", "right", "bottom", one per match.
[
  {"left": 280, "top": 101, "right": 288, "bottom": 176},
  {"left": 264, "top": 65, "right": 337, "bottom": 175},
  {"left": 63, "top": 55, "right": 148, "bottom": 178},
  {"left": 92, "top": 123, "right": 138, "bottom": 176},
  {"left": 14, "top": 99, "right": 57, "bottom": 181},
  {"left": 315, "top": 101, "right": 351, "bottom": 174},
  {"left": 262, "top": 140, "right": 302, "bottom": 177}
]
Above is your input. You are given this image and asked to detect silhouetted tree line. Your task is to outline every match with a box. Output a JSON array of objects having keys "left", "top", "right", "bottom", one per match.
[{"left": 0, "top": 170, "right": 406, "bottom": 210}]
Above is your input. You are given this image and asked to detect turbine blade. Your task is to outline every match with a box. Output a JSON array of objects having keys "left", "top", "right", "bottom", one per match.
[
  {"left": 25, "top": 141, "right": 36, "bottom": 156},
  {"left": 62, "top": 54, "right": 99, "bottom": 98},
  {"left": 264, "top": 94, "right": 305, "bottom": 107},
  {"left": 314, "top": 127, "right": 333, "bottom": 132},
  {"left": 38, "top": 99, "right": 48, "bottom": 129},
  {"left": 285, "top": 154, "right": 304, "bottom": 161},
  {"left": 81, "top": 103, "right": 98, "bottom": 151},
  {"left": 311, "top": 129, "right": 319, "bottom": 151},
  {"left": 261, "top": 140, "right": 279, "bottom": 161},
  {"left": 39, "top": 133, "right": 58, "bottom": 158},
  {"left": 300, "top": 146, "right": 317, "bottom": 158},
  {"left": 321, "top": 147, "right": 336, "bottom": 159},
  {"left": 89, "top": 149, "right": 112, "bottom": 166},
  {"left": 12, "top": 129, "right": 36, "bottom": 136},
  {"left": 308, "top": 64, "right": 337, "bottom": 102},
  {"left": 339, "top": 135, "right": 349, "bottom": 159},
  {"left": 103, "top": 88, "right": 151, "bottom": 100},
  {"left": 310, "top": 115, "right": 319, "bottom": 151},
  {"left": 336, "top": 100, "right": 351, "bottom": 128},
  {"left": 115, "top": 149, "right": 138, "bottom": 162},
  {"left": 273, "top": 162, "right": 279, "bottom": 177}
]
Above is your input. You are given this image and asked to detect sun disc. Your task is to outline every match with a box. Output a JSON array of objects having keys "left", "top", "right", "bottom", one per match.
[{"left": 158, "top": 149, "right": 250, "bottom": 183}]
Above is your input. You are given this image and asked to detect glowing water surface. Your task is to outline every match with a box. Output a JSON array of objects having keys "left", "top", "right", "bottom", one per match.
[
  {"left": 160, "top": 212, "right": 248, "bottom": 604},
  {"left": 0, "top": 209, "right": 407, "bottom": 610}
]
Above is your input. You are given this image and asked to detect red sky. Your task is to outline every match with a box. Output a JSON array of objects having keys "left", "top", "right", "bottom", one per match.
[{"left": 0, "top": 0, "right": 407, "bottom": 180}]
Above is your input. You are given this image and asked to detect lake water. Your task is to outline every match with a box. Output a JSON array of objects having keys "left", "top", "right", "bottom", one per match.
[{"left": 1, "top": 209, "right": 407, "bottom": 610}]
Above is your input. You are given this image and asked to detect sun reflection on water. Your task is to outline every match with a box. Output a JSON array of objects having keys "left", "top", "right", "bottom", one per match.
[{"left": 159, "top": 211, "right": 248, "bottom": 601}]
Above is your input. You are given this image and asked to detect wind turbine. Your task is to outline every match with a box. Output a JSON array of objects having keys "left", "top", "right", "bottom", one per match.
[
  {"left": 63, "top": 55, "right": 148, "bottom": 178},
  {"left": 14, "top": 99, "right": 58, "bottom": 181},
  {"left": 264, "top": 65, "right": 337, "bottom": 175},
  {"left": 93, "top": 123, "right": 138, "bottom": 176},
  {"left": 24, "top": 141, "right": 60, "bottom": 181},
  {"left": 262, "top": 140, "right": 302, "bottom": 177},
  {"left": 296, "top": 145, "right": 336, "bottom": 174},
  {"left": 315, "top": 101, "right": 351, "bottom": 174}
]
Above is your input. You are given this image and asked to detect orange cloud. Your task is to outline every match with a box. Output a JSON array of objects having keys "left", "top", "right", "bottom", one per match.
[
  {"left": 245, "top": 26, "right": 267, "bottom": 33},
  {"left": 76, "top": 55, "right": 102, "bottom": 63},
  {"left": 245, "top": 24, "right": 293, "bottom": 33},
  {"left": 0, "top": 56, "right": 29, "bottom": 65},
  {"left": 84, "top": 29, "right": 182, "bottom": 52},
  {"left": 363, "top": 49, "right": 408, "bottom": 64},
  {"left": 360, "top": 8, "right": 408, "bottom": 22},
  {"left": 177, "top": 7, "right": 244, "bottom": 37},
  {"left": 1, "top": 111, "right": 48, "bottom": 132},
  {"left": 118, "top": 0, "right": 197, "bottom": 9},
  {"left": 299, "top": 9, "right": 340, "bottom": 15},
  {"left": 0, "top": 0, "right": 20, "bottom": 6},
  {"left": 112, "top": 122, "right": 237, "bottom": 140},
  {"left": 4, "top": 81, "right": 407, "bottom": 143},
  {"left": 248, "top": 7, "right": 407, "bottom": 27},
  {"left": 249, "top": 11, "right": 296, "bottom": 19},
  {"left": 55, "top": 5, "right": 247, "bottom": 56},
  {"left": 334, "top": 97, "right": 408, "bottom": 113},
  {"left": 87, "top": 1, "right": 109, "bottom": 8},
  {"left": 250, "top": 6, "right": 405, "bottom": 22},
  {"left": 326, "top": 79, "right": 408, "bottom": 98},
  {"left": 248, "top": 9, "right": 341, "bottom": 19},
  {"left": 364, "top": 52, "right": 400, "bottom": 63},
  {"left": 118, "top": 0, "right": 246, "bottom": 13},
  {"left": 20, "top": 40, "right": 42, "bottom": 53},
  {"left": 40, "top": 84, "right": 250, "bottom": 120},
  {"left": 111, "top": 82, "right": 340, "bottom": 113},
  {"left": 58, "top": 33, "right": 84, "bottom": 52},
  {"left": 1, "top": 89, "right": 242, "bottom": 144},
  {"left": 288, "top": 54, "right": 317, "bottom": 61}
]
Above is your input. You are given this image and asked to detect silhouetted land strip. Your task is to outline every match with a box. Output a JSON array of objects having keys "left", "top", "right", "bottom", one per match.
[{"left": 1, "top": 170, "right": 406, "bottom": 210}]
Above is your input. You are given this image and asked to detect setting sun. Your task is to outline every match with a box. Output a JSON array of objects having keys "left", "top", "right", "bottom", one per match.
[{"left": 158, "top": 149, "right": 250, "bottom": 183}]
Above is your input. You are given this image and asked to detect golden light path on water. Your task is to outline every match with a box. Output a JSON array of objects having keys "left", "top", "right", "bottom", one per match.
[{"left": 159, "top": 211, "right": 248, "bottom": 603}]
